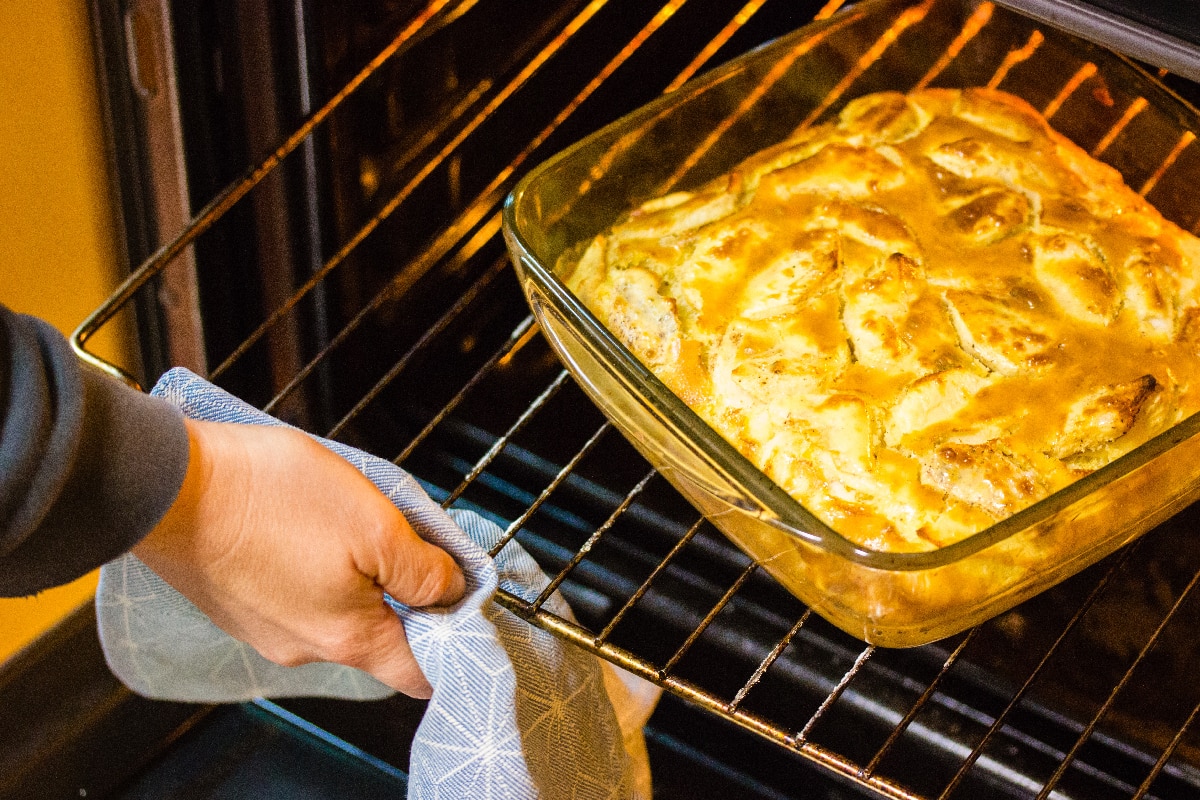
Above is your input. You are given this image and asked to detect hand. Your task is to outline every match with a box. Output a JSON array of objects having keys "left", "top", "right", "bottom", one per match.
[{"left": 132, "top": 417, "right": 465, "bottom": 698}]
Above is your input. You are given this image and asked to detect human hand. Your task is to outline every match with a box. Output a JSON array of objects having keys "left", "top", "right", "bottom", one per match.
[{"left": 132, "top": 418, "right": 465, "bottom": 698}]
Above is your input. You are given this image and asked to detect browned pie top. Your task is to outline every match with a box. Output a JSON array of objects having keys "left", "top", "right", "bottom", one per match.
[{"left": 561, "top": 88, "right": 1200, "bottom": 552}]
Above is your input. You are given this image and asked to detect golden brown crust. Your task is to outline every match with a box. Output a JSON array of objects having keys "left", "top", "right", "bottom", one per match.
[{"left": 564, "top": 88, "right": 1200, "bottom": 551}]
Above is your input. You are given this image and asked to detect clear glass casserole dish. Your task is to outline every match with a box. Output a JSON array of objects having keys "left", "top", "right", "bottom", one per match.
[{"left": 501, "top": 0, "right": 1200, "bottom": 647}]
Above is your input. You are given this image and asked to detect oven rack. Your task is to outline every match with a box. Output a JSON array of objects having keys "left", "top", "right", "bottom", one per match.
[{"left": 75, "top": 1, "right": 1200, "bottom": 797}]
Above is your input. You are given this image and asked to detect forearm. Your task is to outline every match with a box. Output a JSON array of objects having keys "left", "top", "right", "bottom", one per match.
[{"left": 0, "top": 305, "right": 190, "bottom": 596}]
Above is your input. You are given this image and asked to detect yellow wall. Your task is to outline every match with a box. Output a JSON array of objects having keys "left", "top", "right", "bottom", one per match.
[{"left": 0, "top": 1, "right": 129, "bottom": 660}]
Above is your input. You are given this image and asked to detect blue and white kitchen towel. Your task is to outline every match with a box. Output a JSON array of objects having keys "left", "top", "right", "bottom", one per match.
[{"left": 97, "top": 368, "right": 657, "bottom": 799}]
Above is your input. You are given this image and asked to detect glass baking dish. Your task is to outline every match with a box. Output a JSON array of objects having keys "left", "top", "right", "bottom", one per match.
[{"left": 501, "top": 0, "right": 1200, "bottom": 647}]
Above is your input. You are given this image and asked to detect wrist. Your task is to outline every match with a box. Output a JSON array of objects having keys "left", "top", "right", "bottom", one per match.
[{"left": 133, "top": 417, "right": 220, "bottom": 567}]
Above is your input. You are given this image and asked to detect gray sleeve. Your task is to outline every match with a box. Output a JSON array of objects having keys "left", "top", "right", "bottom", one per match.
[{"left": 0, "top": 304, "right": 190, "bottom": 596}]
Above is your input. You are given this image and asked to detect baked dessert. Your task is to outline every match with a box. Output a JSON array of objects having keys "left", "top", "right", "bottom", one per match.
[{"left": 560, "top": 88, "right": 1200, "bottom": 553}]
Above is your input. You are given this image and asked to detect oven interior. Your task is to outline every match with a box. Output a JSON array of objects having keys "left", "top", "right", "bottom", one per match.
[{"left": 7, "top": 1, "right": 1200, "bottom": 798}]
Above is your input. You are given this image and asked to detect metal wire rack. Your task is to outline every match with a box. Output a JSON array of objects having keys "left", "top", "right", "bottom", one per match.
[{"left": 74, "top": 0, "right": 1200, "bottom": 797}]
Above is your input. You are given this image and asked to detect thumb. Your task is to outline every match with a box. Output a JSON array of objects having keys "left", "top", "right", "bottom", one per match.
[
  {"left": 351, "top": 523, "right": 464, "bottom": 698},
  {"left": 369, "top": 519, "right": 467, "bottom": 609}
]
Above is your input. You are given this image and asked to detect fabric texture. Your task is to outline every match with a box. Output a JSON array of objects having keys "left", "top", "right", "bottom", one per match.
[
  {"left": 0, "top": 303, "right": 189, "bottom": 596},
  {"left": 97, "top": 368, "right": 656, "bottom": 799}
]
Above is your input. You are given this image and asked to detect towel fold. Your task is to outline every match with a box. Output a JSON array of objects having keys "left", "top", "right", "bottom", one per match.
[{"left": 97, "top": 368, "right": 657, "bottom": 799}]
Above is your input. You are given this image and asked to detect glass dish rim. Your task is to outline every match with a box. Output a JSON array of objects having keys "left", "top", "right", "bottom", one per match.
[{"left": 501, "top": 0, "right": 1200, "bottom": 572}]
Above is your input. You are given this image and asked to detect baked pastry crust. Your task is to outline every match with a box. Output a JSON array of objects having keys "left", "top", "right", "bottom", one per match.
[{"left": 562, "top": 88, "right": 1200, "bottom": 552}]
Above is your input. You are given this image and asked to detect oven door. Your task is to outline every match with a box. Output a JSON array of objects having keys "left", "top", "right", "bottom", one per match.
[{"left": 11, "top": 1, "right": 1200, "bottom": 798}]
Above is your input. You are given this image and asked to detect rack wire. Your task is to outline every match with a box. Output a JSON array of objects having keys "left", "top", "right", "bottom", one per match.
[{"left": 74, "top": 0, "right": 1200, "bottom": 797}]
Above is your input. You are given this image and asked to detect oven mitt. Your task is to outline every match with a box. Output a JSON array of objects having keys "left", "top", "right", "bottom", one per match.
[{"left": 96, "top": 367, "right": 658, "bottom": 800}]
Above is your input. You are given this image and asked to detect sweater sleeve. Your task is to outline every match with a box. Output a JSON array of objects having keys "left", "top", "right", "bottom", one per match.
[{"left": 0, "top": 304, "right": 191, "bottom": 597}]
